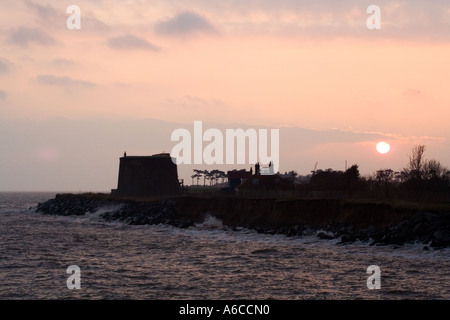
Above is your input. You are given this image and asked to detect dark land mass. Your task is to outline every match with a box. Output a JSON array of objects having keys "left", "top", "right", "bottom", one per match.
[{"left": 35, "top": 193, "right": 450, "bottom": 249}]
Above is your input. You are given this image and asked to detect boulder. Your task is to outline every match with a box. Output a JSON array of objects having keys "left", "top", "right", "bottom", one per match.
[
  {"left": 317, "top": 231, "right": 335, "bottom": 240},
  {"left": 338, "top": 233, "right": 357, "bottom": 244}
]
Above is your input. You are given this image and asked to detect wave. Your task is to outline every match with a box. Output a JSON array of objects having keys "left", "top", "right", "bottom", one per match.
[
  {"left": 192, "top": 215, "right": 224, "bottom": 230},
  {"left": 250, "top": 248, "right": 279, "bottom": 255},
  {"left": 84, "top": 205, "right": 123, "bottom": 220}
]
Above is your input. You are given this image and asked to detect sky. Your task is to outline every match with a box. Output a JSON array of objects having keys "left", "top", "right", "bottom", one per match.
[{"left": 0, "top": 0, "right": 449, "bottom": 191}]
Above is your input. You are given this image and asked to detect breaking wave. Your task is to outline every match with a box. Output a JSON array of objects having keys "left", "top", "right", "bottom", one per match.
[{"left": 192, "top": 215, "right": 224, "bottom": 230}]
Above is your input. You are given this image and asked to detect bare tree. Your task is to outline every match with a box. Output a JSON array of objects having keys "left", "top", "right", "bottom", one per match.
[
  {"left": 423, "top": 159, "right": 448, "bottom": 180},
  {"left": 376, "top": 169, "right": 394, "bottom": 183},
  {"left": 405, "top": 145, "right": 426, "bottom": 180}
]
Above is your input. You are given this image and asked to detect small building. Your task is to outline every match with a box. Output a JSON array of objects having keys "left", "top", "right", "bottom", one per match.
[
  {"left": 237, "top": 173, "right": 293, "bottom": 191},
  {"left": 258, "top": 161, "right": 275, "bottom": 175},
  {"left": 236, "top": 166, "right": 295, "bottom": 197},
  {"left": 227, "top": 169, "right": 253, "bottom": 192},
  {"left": 111, "top": 153, "right": 180, "bottom": 197}
]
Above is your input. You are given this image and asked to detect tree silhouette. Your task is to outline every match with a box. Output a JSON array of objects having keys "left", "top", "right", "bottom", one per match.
[
  {"left": 400, "top": 145, "right": 449, "bottom": 198},
  {"left": 217, "top": 171, "right": 224, "bottom": 184},
  {"left": 423, "top": 159, "right": 448, "bottom": 180},
  {"left": 192, "top": 169, "right": 228, "bottom": 186},
  {"left": 202, "top": 170, "right": 209, "bottom": 186},
  {"left": 376, "top": 169, "right": 394, "bottom": 183},
  {"left": 210, "top": 169, "right": 223, "bottom": 185},
  {"left": 193, "top": 169, "right": 203, "bottom": 186},
  {"left": 403, "top": 145, "right": 426, "bottom": 181},
  {"left": 286, "top": 170, "right": 298, "bottom": 182},
  {"left": 345, "top": 165, "right": 360, "bottom": 181}
]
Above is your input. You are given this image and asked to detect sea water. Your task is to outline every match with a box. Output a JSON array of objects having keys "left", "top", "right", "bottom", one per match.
[{"left": 0, "top": 192, "right": 449, "bottom": 299}]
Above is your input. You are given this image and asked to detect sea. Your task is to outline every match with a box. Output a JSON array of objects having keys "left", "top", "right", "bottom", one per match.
[{"left": 0, "top": 192, "right": 449, "bottom": 300}]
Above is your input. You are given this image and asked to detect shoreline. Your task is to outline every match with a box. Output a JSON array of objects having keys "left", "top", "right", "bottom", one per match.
[{"left": 35, "top": 193, "right": 450, "bottom": 249}]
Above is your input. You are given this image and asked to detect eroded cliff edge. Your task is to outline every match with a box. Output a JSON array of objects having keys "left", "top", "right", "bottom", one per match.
[{"left": 35, "top": 193, "right": 450, "bottom": 248}]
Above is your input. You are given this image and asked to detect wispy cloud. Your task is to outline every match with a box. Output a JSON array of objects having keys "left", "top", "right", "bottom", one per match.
[
  {"left": 23, "top": 0, "right": 59, "bottom": 22},
  {"left": 166, "top": 95, "right": 227, "bottom": 110},
  {"left": 155, "top": 12, "right": 218, "bottom": 37},
  {"left": 0, "top": 58, "right": 13, "bottom": 74},
  {"left": 107, "top": 34, "right": 160, "bottom": 51},
  {"left": 8, "top": 27, "right": 58, "bottom": 47},
  {"left": 36, "top": 75, "right": 96, "bottom": 88},
  {"left": 147, "top": 0, "right": 450, "bottom": 41},
  {"left": 82, "top": 15, "right": 110, "bottom": 33},
  {"left": 14, "top": 1, "right": 450, "bottom": 42},
  {"left": 0, "top": 90, "right": 6, "bottom": 99},
  {"left": 50, "top": 58, "right": 78, "bottom": 67},
  {"left": 24, "top": 0, "right": 109, "bottom": 33},
  {"left": 403, "top": 88, "right": 422, "bottom": 96}
]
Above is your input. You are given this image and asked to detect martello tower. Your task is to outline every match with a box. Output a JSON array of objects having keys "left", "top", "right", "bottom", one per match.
[{"left": 111, "top": 153, "right": 180, "bottom": 197}]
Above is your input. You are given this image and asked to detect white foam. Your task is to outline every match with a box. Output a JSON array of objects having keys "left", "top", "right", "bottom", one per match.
[
  {"left": 192, "top": 215, "right": 224, "bottom": 230},
  {"left": 85, "top": 204, "right": 123, "bottom": 220}
]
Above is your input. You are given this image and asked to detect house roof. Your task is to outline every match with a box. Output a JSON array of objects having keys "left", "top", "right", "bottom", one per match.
[
  {"left": 237, "top": 174, "right": 294, "bottom": 190},
  {"left": 227, "top": 170, "right": 253, "bottom": 179}
]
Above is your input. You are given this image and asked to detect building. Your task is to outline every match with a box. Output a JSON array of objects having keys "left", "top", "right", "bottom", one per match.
[
  {"left": 258, "top": 161, "right": 275, "bottom": 175},
  {"left": 236, "top": 173, "right": 294, "bottom": 194},
  {"left": 236, "top": 162, "right": 295, "bottom": 197},
  {"left": 227, "top": 168, "right": 253, "bottom": 192},
  {"left": 111, "top": 153, "right": 180, "bottom": 197}
]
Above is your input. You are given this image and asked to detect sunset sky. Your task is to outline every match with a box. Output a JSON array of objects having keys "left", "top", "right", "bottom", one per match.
[{"left": 1, "top": 0, "right": 449, "bottom": 191}]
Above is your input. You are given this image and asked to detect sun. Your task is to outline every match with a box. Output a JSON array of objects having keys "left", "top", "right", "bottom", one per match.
[{"left": 376, "top": 141, "right": 390, "bottom": 154}]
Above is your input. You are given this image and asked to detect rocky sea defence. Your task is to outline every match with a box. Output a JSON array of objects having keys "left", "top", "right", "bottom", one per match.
[{"left": 35, "top": 193, "right": 450, "bottom": 248}]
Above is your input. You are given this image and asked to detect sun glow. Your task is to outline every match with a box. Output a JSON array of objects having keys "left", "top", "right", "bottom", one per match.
[{"left": 376, "top": 141, "right": 390, "bottom": 154}]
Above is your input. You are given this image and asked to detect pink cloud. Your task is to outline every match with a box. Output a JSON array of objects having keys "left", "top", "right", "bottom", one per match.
[{"left": 33, "top": 147, "right": 60, "bottom": 163}]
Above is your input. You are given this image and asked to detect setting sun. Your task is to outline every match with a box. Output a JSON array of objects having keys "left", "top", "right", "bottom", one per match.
[{"left": 376, "top": 141, "right": 391, "bottom": 154}]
